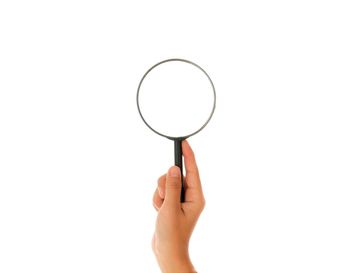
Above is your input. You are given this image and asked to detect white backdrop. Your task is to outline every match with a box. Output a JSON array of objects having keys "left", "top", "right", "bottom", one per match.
[{"left": 0, "top": 1, "right": 349, "bottom": 272}]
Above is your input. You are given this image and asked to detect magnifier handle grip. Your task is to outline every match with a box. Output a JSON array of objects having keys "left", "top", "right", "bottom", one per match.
[{"left": 174, "top": 139, "right": 185, "bottom": 203}]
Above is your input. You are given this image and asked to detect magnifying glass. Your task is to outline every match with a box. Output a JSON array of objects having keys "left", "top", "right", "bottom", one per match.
[{"left": 136, "top": 58, "right": 216, "bottom": 202}]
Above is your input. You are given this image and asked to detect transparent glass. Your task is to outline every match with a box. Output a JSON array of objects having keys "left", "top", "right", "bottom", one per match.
[{"left": 137, "top": 60, "right": 215, "bottom": 138}]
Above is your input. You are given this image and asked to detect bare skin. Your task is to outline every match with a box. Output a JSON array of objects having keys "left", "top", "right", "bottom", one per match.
[{"left": 152, "top": 140, "right": 205, "bottom": 273}]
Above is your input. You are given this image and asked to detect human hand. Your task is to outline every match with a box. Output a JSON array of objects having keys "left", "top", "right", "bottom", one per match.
[{"left": 152, "top": 140, "right": 205, "bottom": 273}]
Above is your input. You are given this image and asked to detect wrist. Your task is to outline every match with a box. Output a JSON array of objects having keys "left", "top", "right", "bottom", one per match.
[{"left": 157, "top": 254, "right": 195, "bottom": 273}]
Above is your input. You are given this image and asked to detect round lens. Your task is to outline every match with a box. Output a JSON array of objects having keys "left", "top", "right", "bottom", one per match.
[{"left": 137, "top": 59, "right": 215, "bottom": 139}]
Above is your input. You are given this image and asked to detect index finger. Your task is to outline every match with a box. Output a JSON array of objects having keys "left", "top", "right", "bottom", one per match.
[{"left": 182, "top": 140, "right": 202, "bottom": 190}]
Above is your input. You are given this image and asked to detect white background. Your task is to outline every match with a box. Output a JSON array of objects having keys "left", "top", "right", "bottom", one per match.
[{"left": 0, "top": 1, "right": 349, "bottom": 272}]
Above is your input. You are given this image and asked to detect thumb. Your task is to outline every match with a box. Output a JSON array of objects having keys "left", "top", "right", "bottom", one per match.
[{"left": 163, "top": 166, "right": 182, "bottom": 209}]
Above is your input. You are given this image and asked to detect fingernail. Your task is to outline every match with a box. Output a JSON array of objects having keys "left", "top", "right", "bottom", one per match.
[{"left": 169, "top": 166, "right": 180, "bottom": 177}]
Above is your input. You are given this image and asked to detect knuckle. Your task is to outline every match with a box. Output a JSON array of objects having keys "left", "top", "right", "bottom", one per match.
[
  {"left": 152, "top": 195, "right": 158, "bottom": 204},
  {"left": 157, "top": 174, "right": 165, "bottom": 185},
  {"left": 152, "top": 201, "right": 159, "bottom": 211},
  {"left": 202, "top": 198, "right": 206, "bottom": 209},
  {"left": 198, "top": 197, "right": 206, "bottom": 211}
]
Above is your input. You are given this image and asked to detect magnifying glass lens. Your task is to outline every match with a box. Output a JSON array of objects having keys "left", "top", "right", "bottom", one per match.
[{"left": 137, "top": 60, "right": 215, "bottom": 138}]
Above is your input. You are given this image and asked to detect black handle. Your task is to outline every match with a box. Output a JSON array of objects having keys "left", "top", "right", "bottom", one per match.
[{"left": 174, "top": 139, "right": 185, "bottom": 202}]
